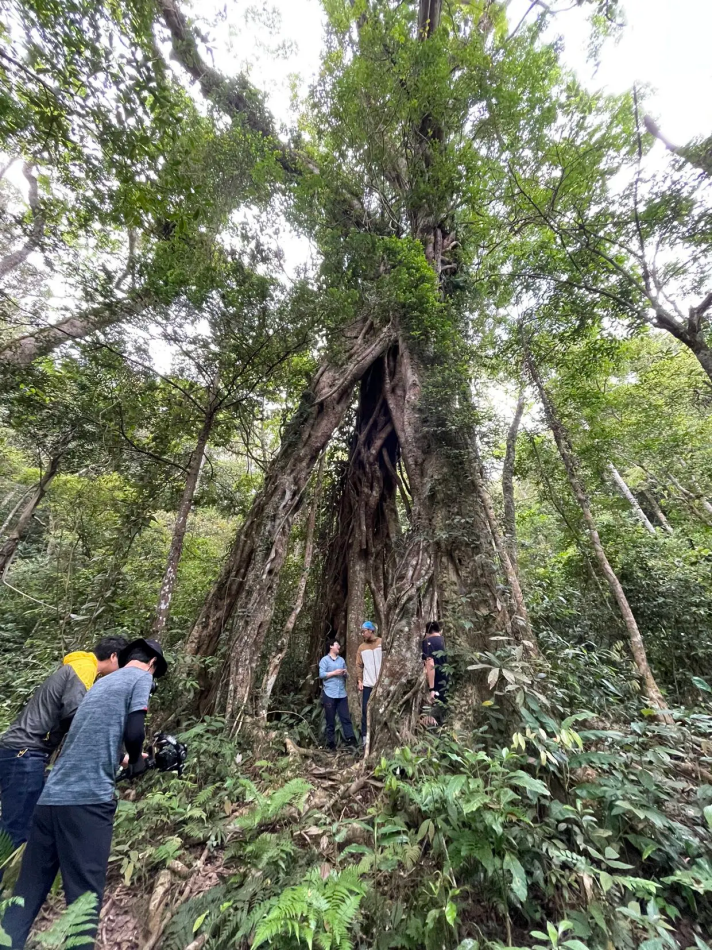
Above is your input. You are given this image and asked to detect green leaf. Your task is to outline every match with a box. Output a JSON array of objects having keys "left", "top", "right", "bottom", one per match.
[
  {"left": 507, "top": 770, "right": 550, "bottom": 798},
  {"left": 445, "top": 901, "right": 457, "bottom": 927},
  {"left": 504, "top": 852, "right": 528, "bottom": 902},
  {"left": 192, "top": 911, "right": 208, "bottom": 933},
  {"left": 599, "top": 871, "right": 614, "bottom": 893}
]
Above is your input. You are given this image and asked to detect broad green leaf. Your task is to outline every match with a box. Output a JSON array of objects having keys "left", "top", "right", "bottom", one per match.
[
  {"left": 192, "top": 911, "right": 208, "bottom": 934},
  {"left": 504, "top": 853, "right": 528, "bottom": 902}
]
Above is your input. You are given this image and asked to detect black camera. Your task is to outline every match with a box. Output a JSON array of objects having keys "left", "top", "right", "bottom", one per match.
[{"left": 117, "top": 732, "right": 187, "bottom": 782}]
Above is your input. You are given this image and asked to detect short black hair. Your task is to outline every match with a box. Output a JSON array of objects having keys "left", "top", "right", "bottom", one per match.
[
  {"left": 93, "top": 636, "right": 128, "bottom": 661},
  {"left": 123, "top": 645, "right": 155, "bottom": 666},
  {"left": 327, "top": 638, "right": 340, "bottom": 649},
  {"left": 424, "top": 621, "right": 441, "bottom": 635}
]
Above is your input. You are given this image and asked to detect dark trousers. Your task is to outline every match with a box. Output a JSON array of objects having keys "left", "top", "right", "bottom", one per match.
[
  {"left": 0, "top": 749, "right": 48, "bottom": 850},
  {"left": 361, "top": 686, "right": 373, "bottom": 742},
  {"left": 2, "top": 801, "right": 116, "bottom": 949},
  {"left": 321, "top": 693, "right": 355, "bottom": 748}
]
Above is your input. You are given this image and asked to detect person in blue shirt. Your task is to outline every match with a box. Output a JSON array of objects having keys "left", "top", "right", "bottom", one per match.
[{"left": 318, "top": 639, "right": 357, "bottom": 752}]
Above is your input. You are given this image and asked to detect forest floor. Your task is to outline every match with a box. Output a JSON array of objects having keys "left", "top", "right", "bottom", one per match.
[
  {"left": 29, "top": 745, "right": 374, "bottom": 950},
  {"left": 17, "top": 710, "right": 712, "bottom": 950}
]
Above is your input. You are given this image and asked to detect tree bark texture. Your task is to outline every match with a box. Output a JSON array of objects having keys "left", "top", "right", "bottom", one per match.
[
  {"left": 366, "top": 339, "right": 508, "bottom": 751},
  {"left": 186, "top": 318, "right": 396, "bottom": 726},
  {"left": 502, "top": 391, "right": 526, "bottom": 567},
  {"left": 340, "top": 360, "right": 399, "bottom": 715},
  {"left": 525, "top": 351, "right": 671, "bottom": 721},
  {"left": 607, "top": 463, "right": 656, "bottom": 535},
  {"left": 258, "top": 453, "right": 325, "bottom": 718},
  {"left": 418, "top": 0, "right": 442, "bottom": 36},
  {"left": 0, "top": 488, "right": 32, "bottom": 538},
  {"left": 0, "top": 453, "right": 62, "bottom": 576},
  {"left": 152, "top": 401, "right": 218, "bottom": 638},
  {"left": 306, "top": 463, "right": 351, "bottom": 692}
]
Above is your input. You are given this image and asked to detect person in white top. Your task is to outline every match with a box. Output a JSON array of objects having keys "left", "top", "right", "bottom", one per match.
[{"left": 356, "top": 621, "right": 383, "bottom": 747}]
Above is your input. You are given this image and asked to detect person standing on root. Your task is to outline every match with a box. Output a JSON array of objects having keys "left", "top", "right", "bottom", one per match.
[
  {"left": 422, "top": 621, "right": 449, "bottom": 723},
  {"left": 0, "top": 636, "right": 127, "bottom": 860},
  {"left": 356, "top": 621, "right": 382, "bottom": 748},
  {"left": 318, "top": 639, "right": 357, "bottom": 752},
  {"left": 1, "top": 637, "right": 168, "bottom": 950}
]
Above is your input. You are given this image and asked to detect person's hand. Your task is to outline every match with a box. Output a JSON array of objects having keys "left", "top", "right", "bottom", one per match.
[
  {"left": 358, "top": 681, "right": 363, "bottom": 692},
  {"left": 339, "top": 668, "right": 347, "bottom": 676},
  {"left": 127, "top": 755, "right": 149, "bottom": 779},
  {"left": 121, "top": 752, "right": 148, "bottom": 769},
  {"left": 429, "top": 689, "right": 437, "bottom": 702}
]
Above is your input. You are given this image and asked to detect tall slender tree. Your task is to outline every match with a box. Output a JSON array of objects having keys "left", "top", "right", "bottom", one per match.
[{"left": 525, "top": 346, "right": 671, "bottom": 720}]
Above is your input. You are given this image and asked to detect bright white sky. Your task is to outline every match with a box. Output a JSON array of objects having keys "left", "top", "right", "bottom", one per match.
[{"left": 218, "top": 0, "right": 712, "bottom": 146}]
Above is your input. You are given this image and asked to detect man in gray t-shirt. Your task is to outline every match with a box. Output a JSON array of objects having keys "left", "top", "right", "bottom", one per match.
[
  {"left": 40, "top": 665, "right": 152, "bottom": 806},
  {"left": 0, "top": 637, "right": 126, "bottom": 855},
  {"left": 2, "top": 638, "right": 168, "bottom": 950}
]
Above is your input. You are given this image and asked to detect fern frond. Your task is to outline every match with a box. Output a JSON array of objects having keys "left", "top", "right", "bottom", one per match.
[
  {"left": 0, "top": 831, "right": 15, "bottom": 869},
  {"left": 36, "top": 892, "right": 98, "bottom": 949}
]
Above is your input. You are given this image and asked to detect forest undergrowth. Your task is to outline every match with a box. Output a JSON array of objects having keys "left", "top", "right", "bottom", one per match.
[{"left": 4, "top": 635, "right": 710, "bottom": 950}]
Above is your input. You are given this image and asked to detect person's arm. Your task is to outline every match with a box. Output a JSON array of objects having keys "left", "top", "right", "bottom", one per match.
[
  {"left": 59, "top": 673, "right": 87, "bottom": 736},
  {"left": 123, "top": 710, "right": 147, "bottom": 776},
  {"left": 424, "top": 657, "right": 436, "bottom": 693},
  {"left": 124, "top": 674, "right": 152, "bottom": 776},
  {"left": 356, "top": 645, "right": 364, "bottom": 690}
]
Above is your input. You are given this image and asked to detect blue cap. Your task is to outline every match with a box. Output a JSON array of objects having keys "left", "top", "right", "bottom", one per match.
[{"left": 362, "top": 621, "right": 376, "bottom": 630}]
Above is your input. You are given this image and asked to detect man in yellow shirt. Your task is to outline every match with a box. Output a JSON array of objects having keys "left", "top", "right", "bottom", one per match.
[{"left": 0, "top": 636, "right": 127, "bottom": 854}]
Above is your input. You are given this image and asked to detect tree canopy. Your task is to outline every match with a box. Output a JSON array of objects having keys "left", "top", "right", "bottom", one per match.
[{"left": 1, "top": 1, "right": 712, "bottom": 948}]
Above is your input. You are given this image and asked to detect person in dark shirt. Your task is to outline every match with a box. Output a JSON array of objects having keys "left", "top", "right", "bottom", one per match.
[
  {"left": 1, "top": 637, "right": 167, "bottom": 950},
  {"left": 422, "top": 621, "right": 449, "bottom": 721},
  {"left": 0, "top": 636, "right": 127, "bottom": 854}
]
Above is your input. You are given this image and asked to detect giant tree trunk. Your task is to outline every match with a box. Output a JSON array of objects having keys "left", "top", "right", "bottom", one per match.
[
  {"left": 152, "top": 403, "right": 217, "bottom": 637},
  {"left": 365, "top": 339, "right": 509, "bottom": 751},
  {"left": 258, "top": 453, "right": 324, "bottom": 718},
  {"left": 502, "top": 391, "right": 526, "bottom": 566},
  {"left": 340, "top": 361, "right": 398, "bottom": 714},
  {"left": 186, "top": 318, "right": 395, "bottom": 726},
  {"left": 306, "top": 463, "right": 351, "bottom": 694},
  {"left": 607, "top": 463, "right": 656, "bottom": 535},
  {"left": 526, "top": 351, "right": 671, "bottom": 721},
  {"left": 0, "top": 453, "right": 62, "bottom": 575}
]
